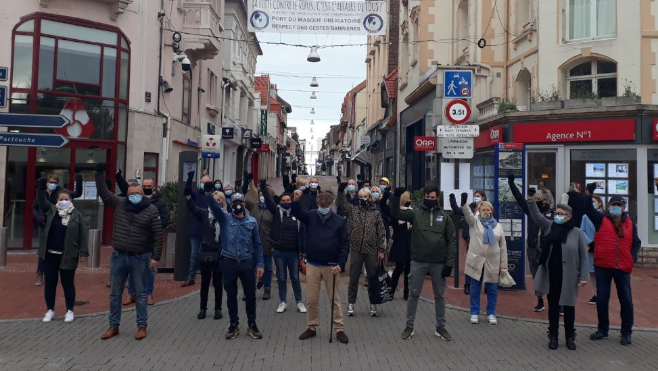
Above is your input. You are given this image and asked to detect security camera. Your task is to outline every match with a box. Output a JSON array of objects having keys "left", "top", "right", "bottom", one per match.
[{"left": 173, "top": 53, "right": 191, "bottom": 72}]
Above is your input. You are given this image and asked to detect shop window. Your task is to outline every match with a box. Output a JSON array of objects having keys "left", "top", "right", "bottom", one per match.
[
  {"left": 518, "top": 0, "right": 532, "bottom": 31},
  {"left": 144, "top": 153, "right": 159, "bottom": 183},
  {"left": 567, "top": 0, "right": 616, "bottom": 41},
  {"left": 648, "top": 149, "right": 658, "bottom": 244},
  {"left": 11, "top": 35, "right": 33, "bottom": 89},
  {"left": 182, "top": 73, "right": 192, "bottom": 125},
  {"left": 470, "top": 153, "right": 496, "bottom": 196},
  {"left": 567, "top": 59, "right": 617, "bottom": 98}
]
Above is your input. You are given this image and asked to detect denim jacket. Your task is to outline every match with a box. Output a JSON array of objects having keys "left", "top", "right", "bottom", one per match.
[{"left": 208, "top": 196, "right": 264, "bottom": 268}]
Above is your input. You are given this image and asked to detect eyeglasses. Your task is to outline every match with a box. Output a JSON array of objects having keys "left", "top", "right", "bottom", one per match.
[{"left": 555, "top": 212, "right": 571, "bottom": 216}]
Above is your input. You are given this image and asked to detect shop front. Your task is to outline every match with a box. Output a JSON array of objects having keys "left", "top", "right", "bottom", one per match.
[{"left": 6, "top": 14, "right": 130, "bottom": 248}]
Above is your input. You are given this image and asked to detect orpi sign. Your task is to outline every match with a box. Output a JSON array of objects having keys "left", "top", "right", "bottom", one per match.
[{"left": 414, "top": 136, "right": 436, "bottom": 151}]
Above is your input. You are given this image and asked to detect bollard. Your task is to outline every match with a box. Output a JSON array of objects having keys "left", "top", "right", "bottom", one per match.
[
  {"left": 86, "top": 229, "right": 102, "bottom": 269},
  {"left": 0, "top": 227, "right": 8, "bottom": 268}
]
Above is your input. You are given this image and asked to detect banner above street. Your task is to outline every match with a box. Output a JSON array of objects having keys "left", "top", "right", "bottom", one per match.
[{"left": 248, "top": 0, "right": 387, "bottom": 35}]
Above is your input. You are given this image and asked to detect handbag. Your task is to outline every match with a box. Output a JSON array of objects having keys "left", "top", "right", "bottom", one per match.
[
  {"left": 198, "top": 243, "right": 220, "bottom": 271},
  {"left": 368, "top": 261, "right": 393, "bottom": 305},
  {"left": 498, "top": 269, "right": 516, "bottom": 288}
]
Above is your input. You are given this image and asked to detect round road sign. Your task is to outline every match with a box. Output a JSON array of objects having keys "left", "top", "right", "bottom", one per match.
[
  {"left": 460, "top": 86, "right": 471, "bottom": 97},
  {"left": 445, "top": 100, "right": 471, "bottom": 125}
]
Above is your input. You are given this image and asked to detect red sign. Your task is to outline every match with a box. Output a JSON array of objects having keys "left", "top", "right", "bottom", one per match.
[
  {"left": 498, "top": 143, "right": 524, "bottom": 150},
  {"left": 475, "top": 125, "right": 503, "bottom": 149},
  {"left": 414, "top": 136, "right": 436, "bottom": 151},
  {"left": 653, "top": 119, "right": 658, "bottom": 140},
  {"left": 445, "top": 100, "right": 471, "bottom": 124},
  {"left": 55, "top": 98, "right": 96, "bottom": 139},
  {"left": 513, "top": 119, "right": 635, "bottom": 143},
  {"left": 257, "top": 143, "right": 270, "bottom": 153}
]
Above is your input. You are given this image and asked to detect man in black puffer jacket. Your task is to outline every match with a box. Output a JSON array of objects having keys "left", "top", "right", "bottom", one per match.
[
  {"left": 95, "top": 163, "right": 163, "bottom": 342},
  {"left": 116, "top": 173, "right": 170, "bottom": 306}
]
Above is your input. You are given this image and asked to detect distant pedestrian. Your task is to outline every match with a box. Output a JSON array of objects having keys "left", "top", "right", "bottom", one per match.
[
  {"left": 538, "top": 181, "right": 555, "bottom": 209},
  {"left": 391, "top": 185, "right": 457, "bottom": 341},
  {"left": 207, "top": 191, "right": 264, "bottom": 340},
  {"left": 293, "top": 192, "right": 350, "bottom": 344},
  {"left": 460, "top": 195, "right": 507, "bottom": 326},
  {"left": 337, "top": 183, "right": 386, "bottom": 317},
  {"left": 389, "top": 191, "right": 412, "bottom": 300},
  {"left": 185, "top": 187, "right": 225, "bottom": 321},
  {"left": 584, "top": 183, "right": 640, "bottom": 346},
  {"left": 95, "top": 163, "right": 163, "bottom": 341},
  {"left": 182, "top": 171, "right": 214, "bottom": 287},
  {"left": 36, "top": 178, "right": 88, "bottom": 324},
  {"left": 530, "top": 201, "right": 588, "bottom": 350},
  {"left": 308, "top": 176, "right": 322, "bottom": 209},
  {"left": 580, "top": 194, "right": 603, "bottom": 305}
]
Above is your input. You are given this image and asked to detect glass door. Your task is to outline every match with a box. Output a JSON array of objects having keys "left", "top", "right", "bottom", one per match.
[{"left": 526, "top": 151, "right": 558, "bottom": 207}]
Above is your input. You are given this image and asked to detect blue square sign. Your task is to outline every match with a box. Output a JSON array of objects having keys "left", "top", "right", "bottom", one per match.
[
  {"left": 0, "top": 67, "right": 7, "bottom": 81},
  {"left": 444, "top": 70, "right": 473, "bottom": 98},
  {"left": 0, "top": 86, "right": 7, "bottom": 109}
]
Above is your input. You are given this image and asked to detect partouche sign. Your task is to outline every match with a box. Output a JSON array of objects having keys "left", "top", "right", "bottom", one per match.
[
  {"left": 414, "top": 136, "right": 436, "bottom": 151},
  {"left": 247, "top": 0, "right": 387, "bottom": 35}
]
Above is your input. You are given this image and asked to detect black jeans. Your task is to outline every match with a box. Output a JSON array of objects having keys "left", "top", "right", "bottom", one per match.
[
  {"left": 43, "top": 253, "right": 76, "bottom": 311},
  {"left": 595, "top": 266, "right": 634, "bottom": 335},
  {"left": 547, "top": 263, "right": 575, "bottom": 337},
  {"left": 200, "top": 269, "right": 223, "bottom": 311},
  {"left": 222, "top": 258, "right": 256, "bottom": 327},
  {"left": 391, "top": 261, "right": 410, "bottom": 294}
]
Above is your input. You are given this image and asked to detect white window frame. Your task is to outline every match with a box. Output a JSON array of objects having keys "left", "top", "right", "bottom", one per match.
[
  {"left": 565, "top": 59, "right": 617, "bottom": 98},
  {"left": 566, "top": 0, "right": 617, "bottom": 42}
]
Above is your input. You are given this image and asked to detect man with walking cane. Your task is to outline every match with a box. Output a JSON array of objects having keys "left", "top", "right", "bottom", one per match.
[{"left": 292, "top": 191, "right": 350, "bottom": 344}]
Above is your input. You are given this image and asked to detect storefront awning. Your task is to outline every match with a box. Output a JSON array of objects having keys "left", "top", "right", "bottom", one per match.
[{"left": 352, "top": 148, "right": 374, "bottom": 166}]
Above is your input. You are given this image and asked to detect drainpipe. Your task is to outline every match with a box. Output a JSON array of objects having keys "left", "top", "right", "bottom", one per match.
[
  {"left": 504, "top": 0, "right": 510, "bottom": 100},
  {"left": 160, "top": 113, "right": 171, "bottom": 184}
]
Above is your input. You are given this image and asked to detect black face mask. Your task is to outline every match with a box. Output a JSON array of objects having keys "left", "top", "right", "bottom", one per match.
[
  {"left": 280, "top": 202, "right": 292, "bottom": 210},
  {"left": 404, "top": 202, "right": 412, "bottom": 207},
  {"left": 423, "top": 199, "right": 438, "bottom": 209},
  {"left": 143, "top": 188, "right": 153, "bottom": 196},
  {"left": 359, "top": 199, "right": 370, "bottom": 207},
  {"left": 232, "top": 205, "right": 245, "bottom": 215}
]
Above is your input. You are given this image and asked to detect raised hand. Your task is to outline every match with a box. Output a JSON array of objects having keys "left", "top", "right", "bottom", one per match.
[
  {"left": 187, "top": 171, "right": 195, "bottom": 180},
  {"left": 393, "top": 187, "right": 406, "bottom": 198},
  {"left": 37, "top": 177, "right": 47, "bottom": 190},
  {"left": 460, "top": 192, "right": 468, "bottom": 207},
  {"left": 338, "top": 182, "right": 348, "bottom": 193},
  {"left": 95, "top": 162, "right": 107, "bottom": 173}
]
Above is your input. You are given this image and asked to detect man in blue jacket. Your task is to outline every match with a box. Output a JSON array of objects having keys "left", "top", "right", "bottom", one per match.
[
  {"left": 292, "top": 191, "right": 350, "bottom": 344},
  {"left": 182, "top": 171, "right": 213, "bottom": 287},
  {"left": 207, "top": 192, "right": 264, "bottom": 340}
]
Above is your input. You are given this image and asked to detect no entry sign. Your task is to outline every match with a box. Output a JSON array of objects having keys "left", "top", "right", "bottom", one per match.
[{"left": 445, "top": 100, "right": 471, "bottom": 125}]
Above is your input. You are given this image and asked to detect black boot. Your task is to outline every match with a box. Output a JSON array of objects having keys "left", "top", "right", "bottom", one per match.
[
  {"left": 464, "top": 284, "right": 470, "bottom": 295},
  {"left": 534, "top": 297, "right": 545, "bottom": 312},
  {"left": 198, "top": 309, "right": 206, "bottom": 320},
  {"left": 566, "top": 335, "right": 576, "bottom": 350},
  {"left": 403, "top": 289, "right": 409, "bottom": 301},
  {"left": 548, "top": 331, "right": 558, "bottom": 350},
  {"left": 214, "top": 309, "right": 222, "bottom": 320}
]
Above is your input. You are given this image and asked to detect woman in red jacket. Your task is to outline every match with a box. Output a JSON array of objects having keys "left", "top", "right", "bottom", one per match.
[{"left": 583, "top": 183, "right": 640, "bottom": 347}]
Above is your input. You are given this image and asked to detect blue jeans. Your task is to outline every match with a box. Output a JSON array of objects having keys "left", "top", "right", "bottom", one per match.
[
  {"left": 187, "top": 236, "right": 201, "bottom": 280},
  {"left": 595, "top": 266, "right": 634, "bottom": 335},
  {"left": 128, "top": 268, "right": 156, "bottom": 297},
  {"left": 110, "top": 250, "right": 150, "bottom": 328},
  {"left": 273, "top": 250, "right": 302, "bottom": 303},
  {"left": 222, "top": 258, "right": 257, "bottom": 326},
  {"left": 253, "top": 252, "right": 273, "bottom": 289},
  {"left": 469, "top": 274, "right": 498, "bottom": 316}
]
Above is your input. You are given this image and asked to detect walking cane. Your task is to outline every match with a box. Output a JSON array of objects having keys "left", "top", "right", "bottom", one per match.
[{"left": 328, "top": 262, "right": 337, "bottom": 343}]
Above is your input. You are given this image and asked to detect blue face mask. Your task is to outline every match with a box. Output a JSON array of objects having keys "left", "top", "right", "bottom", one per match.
[
  {"left": 347, "top": 185, "right": 356, "bottom": 192},
  {"left": 129, "top": 194, "right": 143, "bottom": 204},
  {"left": 225, "top": 190, "right": 233, "bottom": 196},
  {"left": 554, "top": 215, "right": 566, "bottom": 225},
  {"left": 378, "top": 185, "right": 387, "bottom": 192},
  {"left": 199, "top": 184, "right": 205, "bottom": 191},
  {"left": 609, "top": 206, "right": 623, "bottom": 216},
  {"left": 48, "top": 183, "right": 57, "bottom": 191},
  {"left": 317, "top": 207, "right": 331, "bottom": 216},
  {"left": 215, "top": 183, "right": 222, "bottom": 189},
  {"left": 299, "top": 186, "right": 307, "bottom": 191},
  {"left": 372, "top": 192, "right": 381, "bottom": 200}
]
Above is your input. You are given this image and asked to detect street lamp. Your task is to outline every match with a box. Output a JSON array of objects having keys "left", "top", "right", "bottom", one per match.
[
  {"left": 310, "top": 92, "right": 317, "bottom": 99},
  {"left": 310, "top": 77, "right": 319, "bottom": 87},
  {"left": 310, "top": 108, "right": 315, "bottom": 114},
  {"left": 307, "top": 47, "right": 321, "bottom": 62}
]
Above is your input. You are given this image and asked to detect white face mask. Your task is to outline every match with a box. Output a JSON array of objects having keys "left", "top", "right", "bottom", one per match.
[
  {"left": 473, "top": 197, "right": 482, "bottom": 203},
  {"left": 259, "top": 196, "right": 265, "bottom": 203},
  {"left": 310, "top": 182, "right": 319, "bottom": 189},
  {"left": 57, "top": 200, "right": 72, "bottom": 209}
]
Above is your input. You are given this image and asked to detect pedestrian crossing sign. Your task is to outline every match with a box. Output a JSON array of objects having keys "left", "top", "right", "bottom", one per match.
[{"left": 444, "top": 70, "right": 473, "bottom": 99}]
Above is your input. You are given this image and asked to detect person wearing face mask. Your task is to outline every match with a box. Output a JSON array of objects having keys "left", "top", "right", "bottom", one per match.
[
  {"left": 507, "top": 174, "right": 547, "bottom": 312},
  {"left": 214, "top": 180, "right": 223, "bottom": 191},
  {"left": 185, "top": 187, "right": 225, "bottom": 321},
  {"left": 391, "top": 185, "right": 457, "bottom": 341},
  {"left": 389, "top": 191, "right": 412, "bottom": 300},
  {"left": 529, "top": 201, "right": 588, "bottom": 350},
  {"left": 94, "top": 163, "right": 163, "bottom": 341},
  {"left": 538, "top": 180, "right": 556, "bottom": 209},
  {"left": 264, "top": 186, "right": 307, "bottom": 314},
  {"left": 243, "top": 176, "right": 275, "bottom": 300},
  {"left": 292, "top": 191, "right": 350, "bottom": 344},
  {"left": 308, "top": 177, "right": 322, "bottom": 209},
  {"left": 32, "top": 173, "right": 83, "bottom": 287},
  {"left": 115, "top": 175, "right": 170, "bottom": 306},
  {"left": 458, "top": 195, "right": 507, "bottom": 326},
  {"left": 580, "top": 195, "right": 603, "bottom": 305},
  {"left": 338, "top": 179, "right": 359, "bottom": 217},
  {"left": 337, "top": 183, "right": 386, "bottom": 317},
  {"left": 35, "top": 179, "right": 88, "bottom": 324},
  {"left": 449, "top": 190, "right": 487, "bottom": 296},
  {"left": 181, "top": 171, "right": 214, "bottom": 287},
  {"left": 208, "top": 191, "right": 265, "bottom": 340},
  {"left": 584, "top": 183, "right": 640, "bottom": 346}
]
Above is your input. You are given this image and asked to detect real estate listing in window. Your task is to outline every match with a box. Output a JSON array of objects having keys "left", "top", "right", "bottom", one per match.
[
  {"left": 586, "top": 179, "right": 606, "bottom": 194},
  {"left": 608, "top": 163, "right": 629, "bottom": 178},
  {"left": 608, "top": 180, "right": 629, "bottom": 195},
  {"left": 585, "top": 163, "right": 606, "bottom": 178}
]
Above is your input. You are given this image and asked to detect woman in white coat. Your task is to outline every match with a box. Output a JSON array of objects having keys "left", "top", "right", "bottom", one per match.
[{"left": 459, "top": 194, "right": 508, "bottom": 325}]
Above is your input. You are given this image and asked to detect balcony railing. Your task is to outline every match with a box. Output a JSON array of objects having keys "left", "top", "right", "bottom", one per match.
[{"left": 181, "top": 0, "right": 222, "bottom": 60}]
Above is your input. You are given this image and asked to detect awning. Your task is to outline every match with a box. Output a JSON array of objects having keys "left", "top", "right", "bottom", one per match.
[{"left": 352, "top": 148, "right": 374, "bottom": 166}]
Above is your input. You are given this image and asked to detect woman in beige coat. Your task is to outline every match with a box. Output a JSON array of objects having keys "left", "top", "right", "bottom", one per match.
[{"left": 460, "top": 195, "right": 508, "bottom": 325}]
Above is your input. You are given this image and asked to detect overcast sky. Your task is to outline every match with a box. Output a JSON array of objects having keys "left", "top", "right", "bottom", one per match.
[{"left": 255, "top": 34, "right": 367, "bottom": 169}]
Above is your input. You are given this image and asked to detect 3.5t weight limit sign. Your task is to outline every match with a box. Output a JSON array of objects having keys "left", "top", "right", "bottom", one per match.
[{"left": 445, "top": 100, "right": 471, "bottom": 125}]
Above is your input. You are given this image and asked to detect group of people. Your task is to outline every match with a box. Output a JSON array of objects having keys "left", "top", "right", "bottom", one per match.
[{"left": 32, "top": 164, "right": 640, "bottom": 350}]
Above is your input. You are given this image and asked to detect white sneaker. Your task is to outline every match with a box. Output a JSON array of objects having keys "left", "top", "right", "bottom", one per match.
[
  {"left": 470, "top": 315, "right": 479, "bottom": 324},
  {"left": 64, "top": 310, "right": 75, "bottom": 323},
  {"left": 369, "top": 304, "right": 378, "bottom": 317},
  {"left": 488, "top": 314, "right": 498, "bottom": 325},
  {"left": 43, "top": 310, "right": 55, "bottom": 323},
  {"left": 276, "top": 302, "right": 287, "bottom": 313},
  {"left": 297, "top": 302, "right": 307, "bottom": 313},
  {"left": 347, "top": 303, "right": 355, "bottom": 316}
]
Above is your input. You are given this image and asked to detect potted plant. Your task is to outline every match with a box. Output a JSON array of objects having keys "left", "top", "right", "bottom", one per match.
[
  {"left": 497, "top": 101, "right": 518, "bottom": 114},
  {"left": 530, "top": 85, "right": 563, "bottom": 111},
  {"left": 158, "top": 181, "right": 178, "bottom": 269},
  {"left": 601, "top": 79, "right": 641, "bottom": 106}
]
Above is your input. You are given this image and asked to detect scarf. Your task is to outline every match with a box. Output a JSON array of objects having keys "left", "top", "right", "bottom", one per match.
[
  {"left": 56, "top": 203, "right": 75, "bottom": 226},
  {"left": 208, "top": 207, "right": 220, "bottom": 242},
  {"left": 123, "top": 198, "right": 151, "bottom": 213},
  {"left": 398, "top": 206, "right": 412, "bottom": 225},
  {"left": 478, "top": 216, "right": 498, "bottom": 246},
  {"left": 538, "top": 218, "right": 577, "bottom": 265},
  {"left": 259, "top": 202, "right": 268, "bottom": 209}
]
